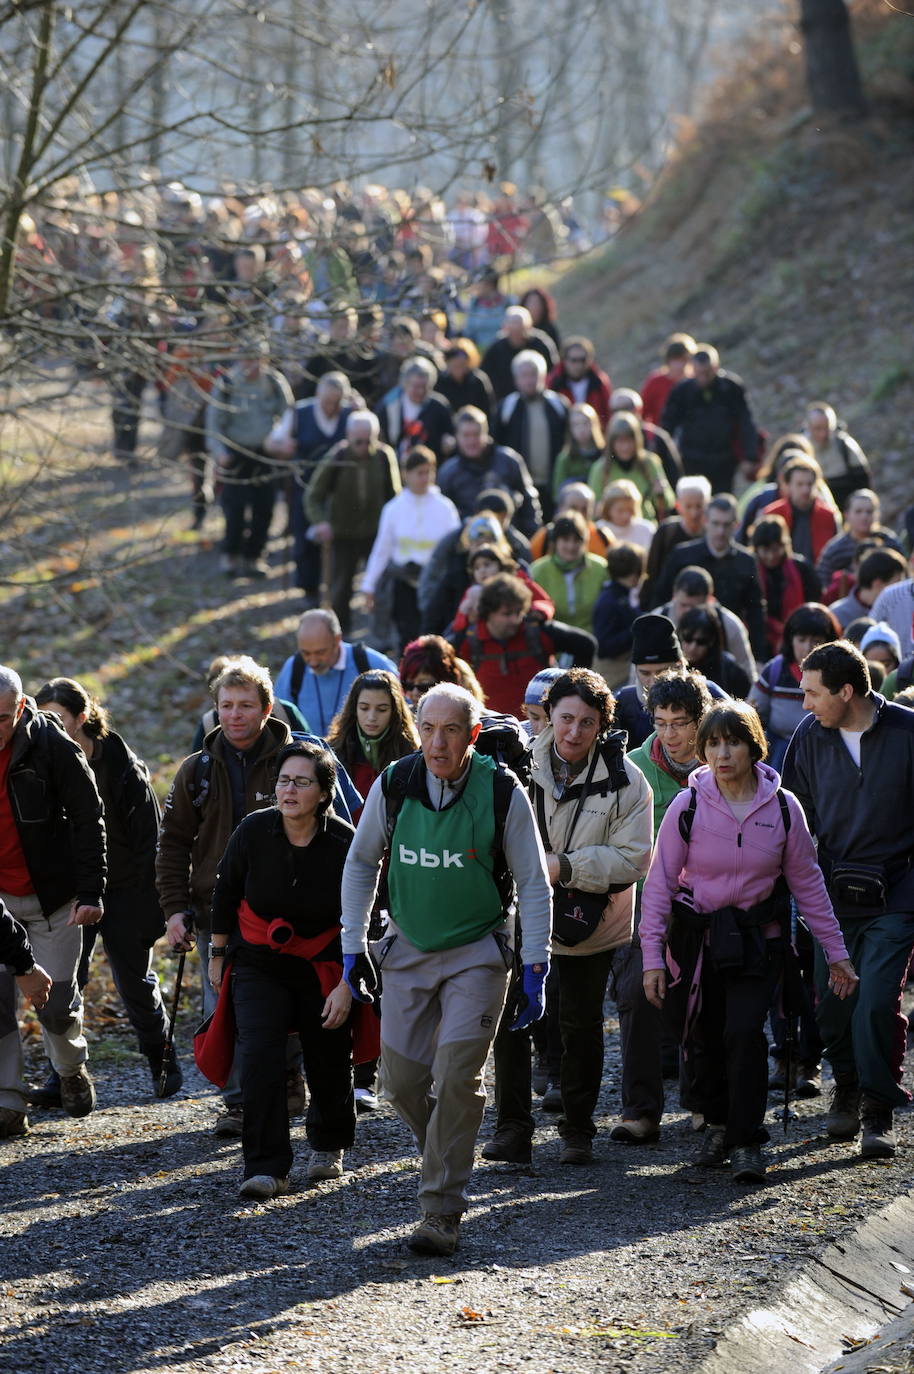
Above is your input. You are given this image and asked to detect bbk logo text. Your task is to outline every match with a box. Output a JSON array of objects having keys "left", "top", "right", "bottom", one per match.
[{"left": 399, "top": 845, "right": 464, "bottom": 868}]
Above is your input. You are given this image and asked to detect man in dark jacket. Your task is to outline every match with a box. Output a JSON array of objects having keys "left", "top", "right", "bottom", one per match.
[
  {"left": 650, "top": 494, "right": 768, "bottom": 660},
  {"left": 418, "top": 493, "right": 532, "bottom": 635},
  {"left": 642, "top": 474, "right": 711, "bottom": 608},
  {"left": 0, "top": 667, "right": 105, "bottom": 1137},
  {"left": 437, "top": 406, "right": 541, "bottom": 538},
  {"left": 495, "top": 352, "right": 568, "bottom": 519},
  {"left": 614, "top": 615, "right": 726, "bottom": 749},
  {"left": 376, "top": 356, "right": 454, "bottom": 461},
  {"left": 547, "top": 337, "right": 611, "bottom": 427},
  {"left": 783, "top": 641, "right": 914, "bottom": 1161},
  {"left": 661, "top": 344, "right": 758, "bottom": 494},
  {"left": 481, "top": 305, "right": 558, "bottom": 401}
]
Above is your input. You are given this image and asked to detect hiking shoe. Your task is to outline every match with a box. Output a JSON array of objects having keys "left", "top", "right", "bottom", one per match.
[
  {"left": 219, "top": 553, "right": 239, "bottom": 577},
  {"left": 355, "top": 1087, "right": 378, "bottom": 1113},
  {"left": 481, "top": 1129, "right": 532, "bottom": 1164},
  {"left": 859, "top": 1099, "right": 896, "bottom": 1159},
  {"left": 532, "top": 1052, "right": 550, "bottom": 1096},
  {"left": 239, "top": 1174, "right": 289, "bottom": 1200},
  {"left": 559, "top": 1133, "right": 593, "bottom": 1165},
  {"left": 541, "top": 1082, "right": 563, "bottom": 1112},
  {"left": 286, "top": 1069, "right": 307, "bottom": 1118},
  {"left": 60, "top": 1067, "right": 96, "bottom": 1119},
  {"left": 0, "top": 1108, "right": 28, "bottom": 1138},
  {"left": 796, "top": 1062, "right": 822, "bottom": 1099},
  {"left": 696, "top": 1123, "right": 727, "bottom": 1167},
  {"left": 147, "top": 1046, "right": 183, "bottom": 1098},
  {"left": 609, "top": 1117, "right": 660, "bottom": 1145},
  {"left": 307, "top": 1149, "right": 343, "bottom": 1181},
  {"left": 243, "top": 557, "right": 270, "bottom": 579},
  {"left": 213, "top": 1105, "right": 244, "bottom": 1137},
  {"left": 27, "top": 1067, "right": 61, "bottom": 1108},
  {"left": 826, "top": 1078, "right": 861, "bottom": 1139},
  {"left": 731, "top": 1144, "right": 766, "bottom": 1182},
  {"left": 408, "top": 1212, "right": 461, "bottom": 1256}
]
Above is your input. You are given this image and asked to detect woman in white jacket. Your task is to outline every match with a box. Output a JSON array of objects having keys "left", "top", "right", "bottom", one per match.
[
  {"left": 484, "top": 669, "right": 653, "bottom": 1167},
  {"left": 362, "top": 445, "right": 460, "bottom": 651}
]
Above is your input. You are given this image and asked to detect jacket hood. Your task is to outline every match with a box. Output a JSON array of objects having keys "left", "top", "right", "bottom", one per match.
[{"left": 691, "top": 759, "right": 781, "bottom": 818}]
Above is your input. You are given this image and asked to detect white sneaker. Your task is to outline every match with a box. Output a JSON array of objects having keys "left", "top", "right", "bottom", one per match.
[
  {"left": 307, "top": 1149, "right": 344, "bottom": 1181},
  {"left": 238, "top": 1175, "right": 289, "bottom": 1199},
  {"left": 355, "top": 1087, "right": 378, "bottom": 1113},
  {"left": 690, "top": 1112, "right": 706, "bottom": 1132}
]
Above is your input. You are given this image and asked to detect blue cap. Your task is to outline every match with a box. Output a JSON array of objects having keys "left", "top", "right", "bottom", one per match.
[{"left": 524, "top": 667, "right": 565, "bottom": 705}]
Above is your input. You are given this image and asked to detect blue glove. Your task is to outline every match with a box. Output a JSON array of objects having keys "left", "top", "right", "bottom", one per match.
[
  {"left": 510, "top": 962, "right": 548, "bottom": 1031},
  {"left": 343, "top": 952, "right": 378, "bottom": 1004}
]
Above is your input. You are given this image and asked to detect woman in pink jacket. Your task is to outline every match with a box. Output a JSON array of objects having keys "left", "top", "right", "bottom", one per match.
[{"left": 641, "top": 700, "right": 858, "bottom": 1183}]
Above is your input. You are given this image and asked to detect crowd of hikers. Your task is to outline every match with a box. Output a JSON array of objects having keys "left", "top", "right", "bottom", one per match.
[{"left": 2, "top": 208, "right": 914, "bottom": 1259}]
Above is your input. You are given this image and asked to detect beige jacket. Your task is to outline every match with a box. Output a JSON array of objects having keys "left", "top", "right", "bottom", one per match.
[{"left": 530, "top": 724, "right": 653, "bottom": 956}]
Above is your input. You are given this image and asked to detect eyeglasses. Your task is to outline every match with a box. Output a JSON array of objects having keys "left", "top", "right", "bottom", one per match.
[
  {"left": 651, "top": 718, "right": 696, "bottom": 733},
  {"left": 275, "top": 775, "right": 317, "bottom": 791}
]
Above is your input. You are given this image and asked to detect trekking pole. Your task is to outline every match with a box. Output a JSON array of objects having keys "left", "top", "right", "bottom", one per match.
[
  {"left": 782, "top": 897, "right": 800, "bottom": 1134},
  {"left": 157, "top": 951, "right": 186, "bottom": 1099}
]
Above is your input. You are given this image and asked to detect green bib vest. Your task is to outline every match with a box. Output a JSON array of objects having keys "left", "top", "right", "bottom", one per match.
[{"left": 386, "top": 753, "right": 505, "bottom": 952}]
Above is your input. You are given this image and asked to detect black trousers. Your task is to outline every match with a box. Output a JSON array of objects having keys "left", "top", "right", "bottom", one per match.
[
  {"left": 232, "top": 958, "right": 355, "bottom": 1179},
  {"left": 78, "top": 886, "right": 168, "bottom": 1056},
  {"left": 689, "top": 939, "right": 781, "bottom": 1148},
  {"left": 290, "top": 486, "right": 322, "bottom": 594},
  {"left": 330, "top": 537, "right": 374, "bottom": 635},
  {"left": 221, "top": 479, "right": 275, "bottom": 559}
]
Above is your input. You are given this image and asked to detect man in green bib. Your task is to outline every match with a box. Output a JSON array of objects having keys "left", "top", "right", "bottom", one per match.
[{"left": 342, "top": 683, "right": 552, "bottom": 1256}]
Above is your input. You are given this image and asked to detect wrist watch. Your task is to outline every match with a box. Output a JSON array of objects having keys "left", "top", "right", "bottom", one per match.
[{"left": 208, "top": 944, "right": 227, "bottom": 960}]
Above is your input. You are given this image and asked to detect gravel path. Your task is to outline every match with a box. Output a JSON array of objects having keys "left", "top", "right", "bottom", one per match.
[{"left": 1, "top": 993, "right": 911, "bottom": 1374}]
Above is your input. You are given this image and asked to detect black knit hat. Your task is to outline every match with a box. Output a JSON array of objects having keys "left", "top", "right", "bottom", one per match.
[{"left": 631, "top": 613, "right": 681, "bottom": 665}]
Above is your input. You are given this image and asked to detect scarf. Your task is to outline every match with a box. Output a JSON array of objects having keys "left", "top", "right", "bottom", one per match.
[
  {"left": 660, "top": 742, "right": 698, "bottom": 782},
  {"left": 358, "top": 724, "right": 390, "bottom": 772}
]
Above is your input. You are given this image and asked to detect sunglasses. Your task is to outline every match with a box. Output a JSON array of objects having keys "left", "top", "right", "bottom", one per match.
[{"left": 681, "top": 635, "right": 711, "bottom": 648}]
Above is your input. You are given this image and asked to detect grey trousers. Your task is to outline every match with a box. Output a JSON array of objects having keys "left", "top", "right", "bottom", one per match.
[
  {"left": 0, "top": 891, "right": 86, "bottom": 1111},
  {"left": 378, "top": 926, "right": 510, "bottom": 1216}
]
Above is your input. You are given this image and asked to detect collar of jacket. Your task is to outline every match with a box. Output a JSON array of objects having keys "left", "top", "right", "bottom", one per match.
[
  {"left": 202, "top": 714, "right": 292, "bottom": 760},
  {"left": 532, "top": 724, "right": 630, "bottom": 799}
]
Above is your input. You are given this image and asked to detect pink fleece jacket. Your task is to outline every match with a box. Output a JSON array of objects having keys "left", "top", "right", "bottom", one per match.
[{"left": 640, "top": 761, "right": 849, "bottom": 971}]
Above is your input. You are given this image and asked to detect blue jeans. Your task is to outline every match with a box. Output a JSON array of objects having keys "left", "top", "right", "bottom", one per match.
[{"left": 815, "top": 908, "right": 914, "bottom": 1108}]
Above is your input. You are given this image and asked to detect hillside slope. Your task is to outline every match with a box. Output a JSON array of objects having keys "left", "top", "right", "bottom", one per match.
[{"left": 554, "top": 0, "right": 914, "bottom": 512}]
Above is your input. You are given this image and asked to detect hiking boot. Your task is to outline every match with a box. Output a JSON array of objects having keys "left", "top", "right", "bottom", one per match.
[
  {"left": 60, "top": 1067, "right": 96, "bottom": 1118},
  {"left": 859, "top": 1099, "right": 896, "bottom": 1159},
  {"left": 408, "top": 1212, "right": 461, "bottom": 1256},
  {"left": 147, "top": 1045, "right": 183, "bottom": 1098},
  {"left": 609, "top": 1117, "right": 660, "bottom": 1145},
  {"left": 239, "top": 1174, "right": 289, "bottom": 1200},
  {"left": 731, "top": 1144, "right": 766, "bottom": 1183},
  {"left": 355, "top": 1087, "right": 378, "bottom": 1114},
  {"left": 532, "top": 1052, "right": 550, "bottom": 1096},
  {"left": 541, "top": 1082, "right": 563, "bottom": 1112},
  {"left": 481, "top": 1129, "right": 532, "bottom": 1164},
  {"left": 0, "top": 1108, "right": 28, "bottom": 1139},
  {"left": 286, "top": 1069, "right": 306, "bottom": 1118},
  {"left": 696, "top": 1123, "right": 727, "bottom": 1167},
  {"left": 796, "top": 1062, "right": 822, "bottom": 1099},
  {"left": 27, "top": 1066, "right": 61, "bottom": 1108},
  {"left": 307, "top": 1149, "right": 343, "bottom": 1181},
  {"left": 826, "top": 1078, "right": 861, "bottom": 1139},
  {"left": 213, "top": 1105, "right": 244, "bottom": 1137},
  {"left": 559, "top": 1132, "right": 593, "bottom": 1165},
  {"left": 243, "top": 557, "right": 270, "bottom": 579}
]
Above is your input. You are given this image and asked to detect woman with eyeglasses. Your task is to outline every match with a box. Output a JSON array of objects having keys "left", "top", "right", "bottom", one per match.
[
  {"left": 208, "top": 741, "right": 376, "bottom": 1200},
  {"left": 678, "top": 606, "right": 751, "bottom": 699}
]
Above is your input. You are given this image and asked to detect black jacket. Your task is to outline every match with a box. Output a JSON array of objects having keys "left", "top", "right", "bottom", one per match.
[
  {"left": 481, "top": 330, "right": 559, "bottom": 401},
  {"left": 783, "top": 695, "right": 914, "bottom": 909},
  {"left": 495, "top": 390, "right": 568, "bottom": 491},
  {"left": 376, "top": 390, "right": 454, "bottom": 460},
  {"left": 437, "top": 440, "right": 542, "bottom": 537},
  {"left": 661, "top": 370, "right": 757, "bottom": 490},
  {"left": 0, "top": 902, "right": 34, "bottom": 974},
  {"left": 3, "top": 701, "right": 106, "bottom": 913},
  {"left": 89, "top": 730, "right": 160, "bottom": 891},
  {"left": 435, "top": 368, "right": 496, "bottom": 427},
  {"left": 652, "top": 536, "right": 768, "bottom": 660}
]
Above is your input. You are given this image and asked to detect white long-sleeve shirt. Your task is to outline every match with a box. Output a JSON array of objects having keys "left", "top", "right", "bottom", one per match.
[{"left": 361, "top": 486, "right": 460, "bottom": 595}]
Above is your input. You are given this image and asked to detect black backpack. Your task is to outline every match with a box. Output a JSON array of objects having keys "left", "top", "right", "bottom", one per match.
[{"left": 289, "top": 641, "right": 371, "bottom": 700}]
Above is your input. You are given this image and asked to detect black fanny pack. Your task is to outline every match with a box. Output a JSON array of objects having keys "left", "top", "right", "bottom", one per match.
[{"left": 829, "top": 862, "right": 887, "bottom": 916}]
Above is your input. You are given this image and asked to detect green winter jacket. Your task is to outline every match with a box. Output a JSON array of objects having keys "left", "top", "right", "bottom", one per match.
[
  {"left": 305, "top": 439, "right": 401, "bottom": 541},
  {"left": 530, "top": 552, "right": 607, "bottom": 631},
  {"left": 627, "top": 732, "right": 687, "bottom": 836}
]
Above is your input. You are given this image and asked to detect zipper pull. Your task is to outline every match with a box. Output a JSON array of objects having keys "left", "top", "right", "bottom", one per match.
[{"left": 737, "top": 832, "right": 742, "bottom": 848}]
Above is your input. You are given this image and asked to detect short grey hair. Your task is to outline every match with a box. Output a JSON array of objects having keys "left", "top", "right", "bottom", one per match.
[
  {"left": 317, "top": 371, "right": 351, "bottom": 399},
  {"left": 298, "top": 608, "right": 342, "bottom": 637},
  {"left": 504, "top": 305, "right": 532, "bottom": 330},
  {"left": 399, "top": 355, "right": 437, "bottom": 385},
  {"left": 346, "top": 409, "right": 380, "bottom": 441},
  {"left": 0, "top": 666, "right": 23, "bottom": 702},
  {"left": 610, "top": 387, "right": 642, "bottom": 413},
  {"left": 416, "top": 683, "right": 482, "bottom": 732},
  {"left": 511, "top": 349, "right": 547, "bottom": 381},
  {"left": 676, "top": 475, "right": 712, "bottom": 501}
]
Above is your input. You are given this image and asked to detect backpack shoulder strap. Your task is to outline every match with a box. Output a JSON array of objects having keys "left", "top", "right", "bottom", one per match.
[
  {"left": 776, "top": 788, "right": 791, "bottom": 836},
  {"left": 381, "top": 754, "right": 422, "bottom": 839},
  {"left": 491, "top": 765, "right": 515, "bottom": 854},
  {"left": 353, "top": 642, "right": 370, "bottom": 674},
  {"left": 678, "top": 786, "right": 698, "bottom": 844},
  {"left": 290, "top": 654, "right": 305, "bottom": 699},
  {"left": 463, "top": 628, "right": 482, "bottom": 672},
  {"left": 189, "top": 750, "right": 213, "bottom": 813}
]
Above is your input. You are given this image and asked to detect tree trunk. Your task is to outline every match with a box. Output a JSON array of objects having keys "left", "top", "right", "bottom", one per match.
[{"left": 799, "top": 0, "right": 867, "bottom": 118}]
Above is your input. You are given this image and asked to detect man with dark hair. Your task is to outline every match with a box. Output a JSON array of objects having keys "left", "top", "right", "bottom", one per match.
[
  {"left": 651, "top": 494, "right": 768, "bottom": 660},
  {"left": 547, "top": 337, "right": 611, "bottom": 427},
  {"left": 783, "top": 640, "right": 914, "bottom": 1159},
  {"left": 660, "top": 343, "right": 758, "bottom": 494},
  {"left": 831, "top": 547, "right": 907, "bottom": 630},
  {"left": 761, "top": 457, "right": 839, "bottom": 565},
  {"left": 436, "top": 406, "right": 541, "bottom": 536}
]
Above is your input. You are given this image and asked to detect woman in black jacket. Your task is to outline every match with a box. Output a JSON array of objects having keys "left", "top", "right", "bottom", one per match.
[
  {"left": 678, "top": 607, "right": 751, "bottom": 699},
  {"left": 35, "top": 678, "right": 179, "bottom": 1098},
  {"left": 208, "top": 741, "right": 370, "bottom": 1199}
]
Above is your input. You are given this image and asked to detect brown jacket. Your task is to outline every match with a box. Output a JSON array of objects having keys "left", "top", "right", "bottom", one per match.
[{"left": 155, "top": 717, "right": 292, "bottom": 924}]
